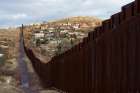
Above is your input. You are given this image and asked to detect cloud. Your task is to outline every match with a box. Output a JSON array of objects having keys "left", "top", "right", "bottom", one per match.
[
  {"left": 8, "top": 13, "right": 28, "bottom": 20},
  {"left": 0, "top": 0, "right": 134, "bottom": 27}
]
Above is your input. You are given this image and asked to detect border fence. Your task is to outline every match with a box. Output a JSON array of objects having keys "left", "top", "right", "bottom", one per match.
[{"left": 24, "top": 0, "right": 140, "bottom": 93}]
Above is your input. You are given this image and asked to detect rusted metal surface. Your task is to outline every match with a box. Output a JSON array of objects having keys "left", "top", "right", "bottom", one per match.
[{"left": 24, "top": 0, "right": 140, "bottom": 93}]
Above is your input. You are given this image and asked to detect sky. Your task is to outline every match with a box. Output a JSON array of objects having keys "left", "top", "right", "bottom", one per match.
[{"left": 0, "top": 0, "right": 134, "bottom": 27}]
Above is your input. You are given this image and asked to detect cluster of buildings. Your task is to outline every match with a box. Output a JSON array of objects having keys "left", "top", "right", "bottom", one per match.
[
  {"left": 28, "top": 21, "right": 93, "bottom": 45},
  {"left": 23, "top": 19, "right": 101, "bottom": 57},
  {"left": 32, "top": 28, "right": 87, "bottom": 46},
  {"left": 29, "top": 23, "right": 90, "bottom": 57},
  {"left": 26, "top": 21, "right": 97, "bottom": 31}
]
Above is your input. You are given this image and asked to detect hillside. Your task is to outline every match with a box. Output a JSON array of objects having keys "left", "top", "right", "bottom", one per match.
[
  {"left": 44, "top": 16, "right": 102, "bottom": 32},
  {"left": 24, "top": 16, "right": 102, "bottom": 62},
  {"left": 48, "top": 16, "right": 102, "bottom": 26}
]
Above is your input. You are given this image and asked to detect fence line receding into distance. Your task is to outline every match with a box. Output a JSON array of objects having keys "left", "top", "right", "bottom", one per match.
[{"left": 24, "top": 0, "right": 140, "bottom": 93}]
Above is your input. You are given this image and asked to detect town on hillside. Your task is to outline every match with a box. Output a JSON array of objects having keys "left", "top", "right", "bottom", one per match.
[{"left": 23, "top": 16, "right": 102, "bottom": 59}]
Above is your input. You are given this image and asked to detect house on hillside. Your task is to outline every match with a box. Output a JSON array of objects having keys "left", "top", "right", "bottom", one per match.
[
  {"left": 72, "top": 24, "right": 80, "bottom": 30},
  {"left": 44, "top": 31, "right": 55, "bottom": 40},
  {"left": 41, "top": 24, "right": 48, "bottom": 30},
  {"left": 48, "top": 27, "right": 55, "bottom": 32},
  {"left": 80, "top": 23, "right": 89, "bottom": 28},
  {"left": 33, "top": 30, "right": 45, "bottom": 39}
]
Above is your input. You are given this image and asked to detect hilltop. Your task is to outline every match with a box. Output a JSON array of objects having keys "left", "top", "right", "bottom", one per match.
[
  {"left": 48, "top": 16, "right": 102, "bottom": 25},
  {"left": 44, "top": 16, "right": 102, "bottom": 31}
]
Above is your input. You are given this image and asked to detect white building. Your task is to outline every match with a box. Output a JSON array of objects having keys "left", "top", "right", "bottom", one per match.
[
  {"left": 34, "top": 31, "right": 45, "bottom": 39},
  {"left": 60, "top": 30, "right": 68, "bottom": 34},
  {"left": 73, "top": 24, "right": 80, "bottom": 30},
  {"left": 0, "top": 54, "right": 4, "bottom": 57}
]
